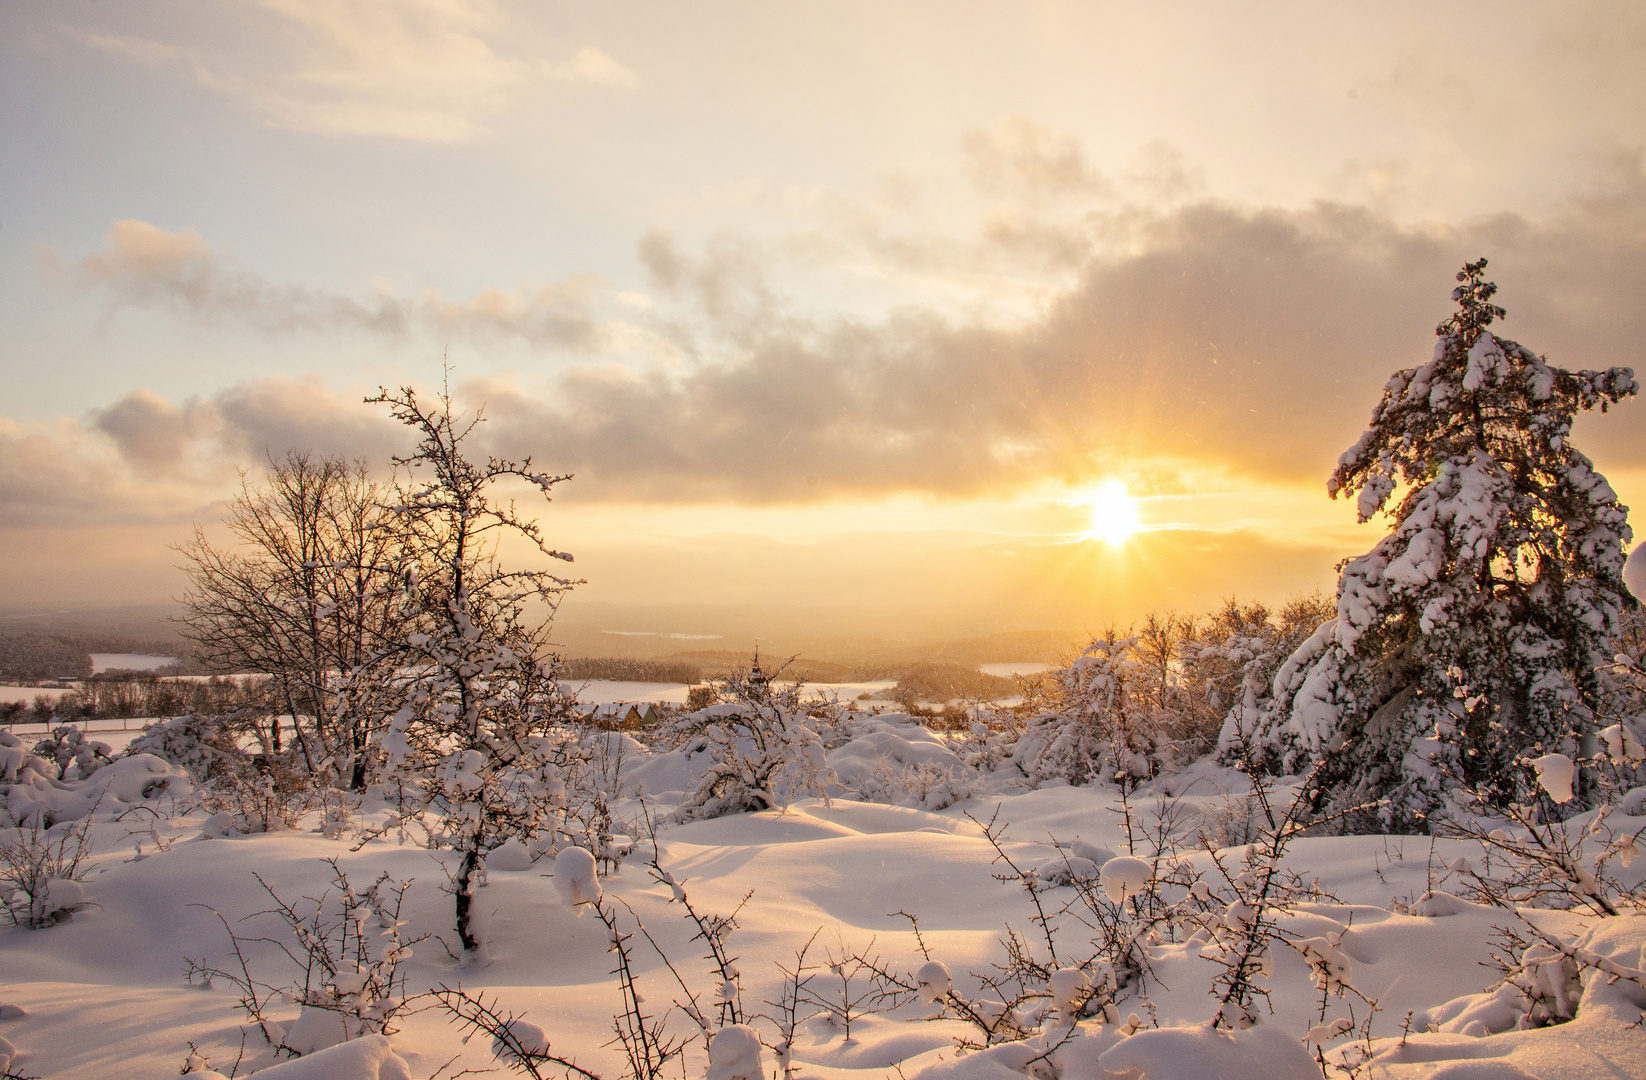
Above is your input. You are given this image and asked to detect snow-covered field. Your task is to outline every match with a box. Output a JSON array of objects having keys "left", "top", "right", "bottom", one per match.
[
  {"left": 557, "top": 681, "right": 900, "bottom": 706},
  {"left": 978, "top": 664, "right": 1050, "bottom": 679},
  {"left": 89, "top": 654, "right": 178, "bottom": 674},
  {"left": 0, "top": 711, "right": 1641, "bottom": 1080}
]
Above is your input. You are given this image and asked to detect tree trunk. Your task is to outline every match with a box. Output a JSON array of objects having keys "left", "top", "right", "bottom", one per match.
[{"left": 454, "top": 844, "right": 483, "bottom": 956}]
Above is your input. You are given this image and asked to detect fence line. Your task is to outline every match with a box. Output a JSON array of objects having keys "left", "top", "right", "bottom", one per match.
[{"left": 5, "top": 717, "right": 300, "bottom": 736}]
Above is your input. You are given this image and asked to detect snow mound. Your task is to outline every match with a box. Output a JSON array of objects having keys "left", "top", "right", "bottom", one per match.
[
  {"left": 1097, "top": 1023, "right": 1319, "bottom": 1080},
  {"left": 1099, "top": 856, "right": 1151, "bottom": 903},
  {"left": 253, "top": 1034, "right": 412, "bottom": 1080},
  {"left": 554, "top": 846, "right": 601, "bottom": 908},
  {"left": 0, "top": 752, "right": 189, "bottom": 825},
  {"left": 1412, "top": 891, "right": 1482, "bottom": 918},
  {"left": 706, "top": 1024, "right": 765, "bottom": 1080},
  {"left": 487, "top": 838, "right": 536, "bottom": 871}
]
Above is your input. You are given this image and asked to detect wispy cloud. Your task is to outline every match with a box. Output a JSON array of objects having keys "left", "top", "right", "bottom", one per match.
[
  {"left": 63, "top": 0, "right": 636, "bottom": 141},
  {"left": 49, "top": 220, "right": 619, "bottom": 350}
]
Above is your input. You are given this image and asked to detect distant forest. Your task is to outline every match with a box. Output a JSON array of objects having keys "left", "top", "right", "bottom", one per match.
[{"left": 0, "top": 632, "right": 187, "bottom": 681}]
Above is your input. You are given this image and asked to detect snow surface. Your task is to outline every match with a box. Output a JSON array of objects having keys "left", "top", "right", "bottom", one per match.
[
  {"left": 89, "top": 653, "right": 177, "bottom": 674},
  {"left": 0, "top": 749, "right": 1643, "bottom": 1077},
  {"left": 559, "top": 679, "right": 901, "bottom": 706},
  {"left": 978, "top": 664, "right": 1050, "bottom": 678}
]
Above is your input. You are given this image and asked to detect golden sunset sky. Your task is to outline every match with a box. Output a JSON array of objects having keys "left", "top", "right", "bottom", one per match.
[{"left": 2, "top": 2, "right": 1644, "bottom": 646}]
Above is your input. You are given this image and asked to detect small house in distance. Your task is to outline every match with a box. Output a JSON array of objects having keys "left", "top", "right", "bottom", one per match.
[{"left": 575, "top": 702, "right": 661, "bottom": 730}]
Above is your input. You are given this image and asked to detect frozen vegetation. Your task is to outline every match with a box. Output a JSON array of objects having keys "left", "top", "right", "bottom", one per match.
[{"left": 1, "top": 264, "right": 1644, "bottom": 1078}]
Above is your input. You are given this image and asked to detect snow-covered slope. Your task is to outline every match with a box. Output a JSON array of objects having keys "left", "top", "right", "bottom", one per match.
[{"left": 0, "top": 742, "right": 1642, "bottom": 1078}]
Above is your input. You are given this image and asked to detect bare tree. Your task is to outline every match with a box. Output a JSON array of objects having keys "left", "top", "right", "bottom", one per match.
[{"left": 177, "top": 452, "right": 416, "bottom": 784}]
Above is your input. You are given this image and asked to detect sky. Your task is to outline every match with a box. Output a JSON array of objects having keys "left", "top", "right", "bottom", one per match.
[{"left": 2, "top": 1, "right": 1645, "bottom": 646}]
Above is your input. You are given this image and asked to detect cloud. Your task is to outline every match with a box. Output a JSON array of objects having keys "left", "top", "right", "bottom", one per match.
[
  {"left": 57, "top": 220, "right": 614, "bottom": 349},
  {"left": 65, "top": 1, "right": 636, "bottom": 141},
  {"left": 41, "top": 175, "right": 1646, "bottom": 509},
  {"left": 0, "top": 375, "right": 426, "bottom": 531},
  {"left": 509, "top": 183, "right": 1645, "bottom": 503},
  {"left": 541, "top": 46, "right": 637, "bottom": 87},
  {"left": 0, "top": 413, "right": 210, "bottom": 528},
  {"left": 91, "top": 389, "right": 217, "bottom": 473},
  {"left": 961, "top": 118, "right": 1116, "bottom": 202}
]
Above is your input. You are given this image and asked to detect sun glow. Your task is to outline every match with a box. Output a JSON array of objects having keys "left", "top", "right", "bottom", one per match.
[{"left": 1084, "top": 480, "right": 1141, "bottom": 544}]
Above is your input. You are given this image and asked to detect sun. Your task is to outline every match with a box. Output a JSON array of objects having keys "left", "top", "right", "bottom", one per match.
[{"left": 1084, "top": 479, "right": 1141, "bottom": 544}]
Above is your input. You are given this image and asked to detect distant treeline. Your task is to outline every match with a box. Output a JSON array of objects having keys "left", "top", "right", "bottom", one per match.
[
  {"left": 891, "top": 661, "right": 1021, "bottom": 704},
  {"left": 558, "top": 657, "right": 705, "bottom": 684},
  {"left": 0, "top": 673, "right": 265, "bottom": 723},
  {"left": 0, "top": 633, "right": 93, "bottom": 681},
  {"left": 0, "top": 631, "right": 209, "bottom": 682}
]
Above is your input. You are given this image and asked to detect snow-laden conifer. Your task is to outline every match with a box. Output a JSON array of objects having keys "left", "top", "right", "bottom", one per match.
[{"left": 1241, "top": 260, "right": 1638, "bottom": 829}]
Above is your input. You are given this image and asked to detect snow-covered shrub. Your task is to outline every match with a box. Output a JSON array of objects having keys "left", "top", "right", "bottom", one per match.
[
  {"left": 1239, "top": 260, "right": 1640, "bottom": 831},
  {"left": 29, "top": 725, "right": 111, "bottom": 781},
  {"left": 827, "top": 714, "right": 973, "bottom": 810},
  {"left": 128, "top": 711, "right": 322, "bottom": 834},
  {"left": 1442, "top": 751, "right": 1646, "bottom": 916},
  {"left": 201, "top": 756, "right": 321, "bottom": 834},
  {"left": 674, "top": 660, "right": 832, "bottom": 821},
  {"left": 955, "top": 706, "right": 1026, "bottom": 775},
  {"left": 429, "top": 986, "right": 606, "bottom": 1080},
  {"left": 1201, "top": 594, "right": 1333, "bottom": 753},
  {"left": 864, "top": 758, "right": 974, "bottom": 812},
  {"left": 364, "top": 383, "right": 582, "bottom": 964},
  {"left": 0, "top": 732, "right": 189, "bottom": 828},
  {"left": 125, "top": 712, "right": 251, "bottom": 783},
  {"left": 187, "top": 859, "right": 424, "bottom": 1062},
  {"left": 1014, "top": 634, "right": 1205, "bottom": 788},
  {"left": 0, "top": 810, "right": 95, "bottom": 928},
  {"left": 1418, "top": 915, "right": 1646, "bottom": 1036},
  {"left": 858, "top": 762, "right": 1375, "bottom": 1066}
]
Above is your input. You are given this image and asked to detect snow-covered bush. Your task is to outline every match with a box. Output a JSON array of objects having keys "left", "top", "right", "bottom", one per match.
[
  {"left": 1014, "top": 634, "right": 1204, "bottom": 787},
  {"left": 1202, "top": 594, "right": 1334, "bottom": 753},
  {"left": 126, "top": 712, "right": 251, "bottom": 784},
  {"left": 1240, "top": 260, "right": 1640, "bottom": 830},
  {"left": 365, "top": 383, "right": 582, "bottom": 964},
  {"left": 29, "top": 725, "right": 111, "bottom": 781},
  {"left": 194, "top": 751, "right": 320, "bottom": 834},
  {"left": 827, "top": 713, "right": 973, "bottom": 810},
  {"left": 0, "top": 811, "right": 94, "bottom": 928},
  {"left": 674, "top": 660, "right": 832, "bottom": 821},
  {"left": 126, "top": 710, "right": 326, "bottom": 833},
  {"left": 1417, "top": 913, "right": 1646, "bottom": 1037},
  {"left": 0, "top": 732, "right": 189, "bottom": 828},
  {"left": 1442, "top": 751, "right": 1646, "bottom": 916},
  {"left": 187, "top": 859, "right": 425, "bottom": 1062}
]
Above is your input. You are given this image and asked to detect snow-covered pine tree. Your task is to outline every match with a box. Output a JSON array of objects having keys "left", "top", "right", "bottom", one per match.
[
  {"left": 1240, "top": 260, "right": 1638, "bottom": 831},
  {"left": 368, "top": 383, "right": 583, "bottom": 964}
]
